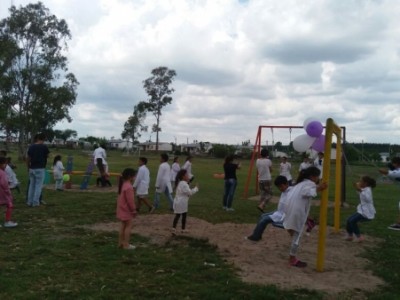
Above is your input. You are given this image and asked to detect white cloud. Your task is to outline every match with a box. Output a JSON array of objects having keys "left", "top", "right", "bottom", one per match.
[{"left": 3, "top": 0, "right": 400, "bottom": 145}]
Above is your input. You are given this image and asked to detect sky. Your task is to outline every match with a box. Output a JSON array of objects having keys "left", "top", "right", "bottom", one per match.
[{"left": 1, "top": 0, "right": 400, "bottom": 146}]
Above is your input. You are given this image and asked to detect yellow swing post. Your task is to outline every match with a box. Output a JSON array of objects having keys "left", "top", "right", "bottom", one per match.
[{"left": 316, "top": 118, "right": 342, "bottom": 272}]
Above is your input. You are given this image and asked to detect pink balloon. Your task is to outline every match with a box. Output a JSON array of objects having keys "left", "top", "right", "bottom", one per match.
[
  {"left": 312, "top": 134, "right": 325, "bottom": 152},
  {"left": 306, "top": 121, "right": 323, "bottom": 137},
  {"left": 293, "top": 134, "right": 316, "bottom": 153}
]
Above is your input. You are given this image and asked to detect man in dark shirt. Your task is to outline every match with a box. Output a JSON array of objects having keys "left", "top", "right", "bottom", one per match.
[{"left": 26, "top": 133, "right": 50, "bottom": 207}]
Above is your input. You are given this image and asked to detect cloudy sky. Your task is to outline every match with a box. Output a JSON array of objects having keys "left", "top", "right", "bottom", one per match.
[{"left": 1, "top": 0, "right": 400, "bottom": 146}]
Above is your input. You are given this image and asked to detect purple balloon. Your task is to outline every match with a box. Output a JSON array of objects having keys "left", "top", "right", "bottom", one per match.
[
  {"left": 306, "top": 121, "right": 323, "bottom": 137},
  {"left": 312, "top": 134, "right": 325, "bottom": 152}
]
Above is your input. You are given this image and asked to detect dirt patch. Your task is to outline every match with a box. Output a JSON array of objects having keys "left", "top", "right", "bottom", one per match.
[{"left": 86, "top": 214, "right": 384, "bottom": 297}]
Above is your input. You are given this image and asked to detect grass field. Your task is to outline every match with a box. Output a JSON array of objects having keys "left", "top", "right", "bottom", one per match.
[{"left": 1, "top": 148, "right": 399, "bottom": 299}]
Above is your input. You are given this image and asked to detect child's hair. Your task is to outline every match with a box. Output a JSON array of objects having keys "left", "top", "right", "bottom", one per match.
[
  {"left": 391, "top": 157, "right": 400, "bottom": 165},
  {"left": 139, "top": 157, "right": 147, "bottom": 165},
  {"left": 296, "top": 166, "right": 321, "bottom": 184},
  {"left": 0, "top": 156, "right": 6, "bottom": 164},
  {"left": 160, "top": 153, "right": 169, "bottom": 162},
  {"left": 118, "top": 168, "right": 136, "bottom": 194},
  {"left": 53, "top": 155, "right": 62, "bottom": 166},
  {"left": 274, "top": 175, "right": 288, "bottom": 187},
  {"left": 173, "top": 156, "right": 179, "bottom": 163},
  {"left": 361, "top": 175, "right": 376, "bottom": 188},
  {"left": 175, "top": 169, "right": 188, "bottom": 189},
  {"left": 260, "top": 148, "right": 269, "bottom": 158}
]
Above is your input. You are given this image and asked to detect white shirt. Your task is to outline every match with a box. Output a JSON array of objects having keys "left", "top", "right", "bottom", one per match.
[
  {"left": 5, "top": 165, "right": 19, "bottom": 188},
  {"left": 357, "top": 186, "right": 375, "bottom": 219},
  {"left": 133, "top": 165, "right": 150, "bottom": 195},
  {"left": 182, "top": 160, "right": 193, "bottom": 179},
  {"left": 256, "top": 158, "right": 272, "bottom": 181},
  {"left": 388, "top": 168, "right": 400, "bottom": 180},
  {"left": 53, "top": 161, "right": 64, "bottom": 179},
  {"left": 314, "top": 157, "right": 323, "bottom": 178},
  {"left": 270, "top": 187, "right": 292, "bottom": 222},
  {"left": 155, "top": 162, "right": 172, "bottom": 193},
  {"left": 173, "top": 180, "right": 199, "bottom": 214},
  {"left": 279, "top": 162, "right": 292, "bottom": 181},
  {"left": 299, "top": 162, "right": 311, "bottom": 172},
  {"left": 170, "top": 162, "right": 180, "bottom": 182},
  {"left": 283, "top": 179, "right": 317, "bottom": 233},
  {"left": 93, "top": 147, "right": 107, "bottom": 165}
]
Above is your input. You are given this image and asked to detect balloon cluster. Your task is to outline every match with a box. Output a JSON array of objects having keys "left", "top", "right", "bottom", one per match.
[{"left": 293, "top": 118, "right": 325, "bottom": 153}]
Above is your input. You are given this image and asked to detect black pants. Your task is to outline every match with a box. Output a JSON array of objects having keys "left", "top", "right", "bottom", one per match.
[{"left": 173, "top": 213, "right": 187, "bottom": 229}]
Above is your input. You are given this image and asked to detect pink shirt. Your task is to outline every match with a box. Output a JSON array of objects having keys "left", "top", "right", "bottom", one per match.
[
  {"left": 0, "top": 169, "right": 13, "bottom": 206},
  {"left": 116, "top": 181, "right": 136, "bottom": 221}
]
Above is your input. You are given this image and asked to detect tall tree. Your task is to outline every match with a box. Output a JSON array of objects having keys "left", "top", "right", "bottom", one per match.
[
  {"left": 0, "top": 2, "right": 79, "bottom": 159},
  {"left": 141, "top": 66, "right": 176, "bottom": 151},
  {"left": 121, "top": 103, "right": 148, "bottom": 144}
]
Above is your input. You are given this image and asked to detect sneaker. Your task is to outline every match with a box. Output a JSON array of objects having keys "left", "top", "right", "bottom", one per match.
[
  {"left": 149, "top": 206, "right": 156, "bottom": 214},
  {"left": 356, "top": 236, "right": 365, "bottom": 243},
  {"left": 290, "top": 259, "right": 307, "bottom": 268},
  {"left": 388, "top": 223, "right": 400, "bottom": 231},
  {"left": 181, "top": 229, "right": 189, "bottom": 233},
  {"left": 222, "top": 206, "right": 227, "bottom": 210},
  {"left": 125, "top": 244, "right": 136, "bottom": 250},
  {"left": 171, "top": 228, "right": 177, "bottom": 235},
  {"left": 226, "top": 207, "right": 235, "bottom": 212},
  {"left": 245, "top": 236, "right": 260, "bottom": 242},
  {"left": 4, "top": 221, "right": 18, "bottom": 228},
  {"left": 344, "top": 235, "right": 353, "bottom": 241}
]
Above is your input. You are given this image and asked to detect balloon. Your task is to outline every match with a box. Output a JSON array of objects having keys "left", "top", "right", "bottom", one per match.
[
  {"left": 293, "top": 134, "right": 316, "bottom": 152},
  {"left": 312, "top": 134, "right": 325, "bottom": 152},
  {"left": 306, "top": 121, "right": 323, "bottom": 137},
  {"left": 63, "top": 174, "right": 70, "bottom": 182},
  {"left": 303, "top": 117, "right": 318, "bottom": 129}
]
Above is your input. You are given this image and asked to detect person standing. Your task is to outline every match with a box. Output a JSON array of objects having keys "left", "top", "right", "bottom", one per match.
[
  {"left": 0, "top": 157, "right": 18, "bottom": 227},
  {"left": 256, "top": 148, "right": 272, "bottom": 212},
  {"left": 182, "top": 156, "right": 194, "bottom": 183},
  {"left": 279, "top": 156, "right": 293, "bottom": 186},
  {"left": 153, "top": 153, "right": 174, "bottom": 211},
  {"left": 222, "top": 155, "right": 240, "bottom": 211},
  {"left": 53, "top": 155, "right": 64, "bottom": 191},
  {"left": 133, "top": 157, "right": 153, "bottom": 212},
  {"left": 170, "top": 156, "right": 181, "bottom": 189},
  {"left": 27, "top": 133, "right": 50, "bottom": 207},
  {"left": 313, "top": 152, "right": 324, "bottom": 179},
  {"left": 93, "top": 143, "right": 108, "bottom": 187}
]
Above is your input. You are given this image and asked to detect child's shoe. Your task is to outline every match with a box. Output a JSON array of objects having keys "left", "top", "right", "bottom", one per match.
[
  {"left": 125, "top": 244, "right": 136, "bottom": 250},
  {"left": 289, "top": 258, "right": 307, "bottom": 268},
  {"left": 181, "top": 229, "right": 189, "bottom": 233},
  {"left": 344, "top": 235, "right": 353, "bottom": 241},
  {"left": 356, "top": 236, "right": 365, "bottom": 243},
  {"left": 4, "top": 221, "right": 18, "bottom": 228},
  {"left": 171, "top": 228, "right": 177, "bottom": 235}
]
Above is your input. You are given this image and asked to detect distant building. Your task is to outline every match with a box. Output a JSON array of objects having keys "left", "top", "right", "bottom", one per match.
[{"left": 139, "top": 142, "right": 172, "bottom": 152}]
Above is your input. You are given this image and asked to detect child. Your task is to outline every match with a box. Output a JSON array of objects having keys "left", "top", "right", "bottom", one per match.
[
  {"left": 283, "top": 166, "right": 327, "bottom": 267},
  {"left": 298, "top": 156, "right": 311, "bottom": 173},
  {"left": 246, "top": 175, "right": 290, "bottom": 241},
  {"left": 345, "top": 176, "right": 376, "bottom": 242},
  {"left": 279, "top": 156, "right": 292, "bottom": 186},
  {"left": 170, "top": 156, "right": 181, "bottom": 189},
  {"left": 379, "top": 157, "right": 400, "bottom": 230},
  {"left": 133, "top": 157, "right": 153, "bottom": 212},
  {"left": 182, "top": 156, "right": 194, "bottom": 183},
  {"left": 53, "top": 155, "right": 64, "bottom": 191},
  {"left": 172, "top": 169, "right": 199, "bottom": 234},
  {"left": 116, "top": 168, "right": 137, "bottom": 250},
  {"left": 5, "top": 157, "right": 20, "bottom": 193},
  {"left": 0, "top": 157, "right": 18, "bottom": 228},
  {"left": 153, "top": 153, "right": 174, "bottom": 211},
  {"left": 256, "top": 148, "right": 272, "bottom": 212}
]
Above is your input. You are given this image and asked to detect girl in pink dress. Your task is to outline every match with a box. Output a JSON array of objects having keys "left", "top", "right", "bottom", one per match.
[
  {"left": 0, "top": 157, "right": 18, "bottom": 228},
  {"left": 116, "top": 168, "right": 137, "bottom": 250}
]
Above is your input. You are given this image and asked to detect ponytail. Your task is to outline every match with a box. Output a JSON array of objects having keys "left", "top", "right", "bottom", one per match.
[{"left": 118, "top": 168, "right": 136, "bottom": 194}]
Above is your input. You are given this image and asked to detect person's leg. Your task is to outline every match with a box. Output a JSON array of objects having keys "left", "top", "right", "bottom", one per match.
[
  {"left": 248, "top": 213, "right": 274, "bottom": 241},
  {"left": 258, "top": 181, "right": 267, "bottom": 210},
  {"left": 164, "top": 188, "right": 174, "bottom": 210},
  {"left": 173, "top": 214, "right": 181, "bottom": 229},
  {"left": 222, "top": 180, "right": 230, "bottom": 209},
  {"left": 32, "top": 169, "right": 45, "bottom": 206},
  {"left": 123, "top": 219, "right": 133, "bottom": 248},
  {"left": 181, "top": 212, "right": 187, "bottom": 231},
  {"left": 140, "top": 196, "right": 153, "bottom": 211},
  {"left": 27, "top": 172, "right": 34, "bottom": 206},
  {"left": 153, "top": 192, "right": 161, "bottom": 209},
  {"left": 226, "top": 179, "right": 237, "bottom": 209},
  {"left": 288, "top": 230, "right": 306, "bottom": 267},
  {"left": 346, "top": 213, "right": 360, "bottom": 239},
  {"left": 118, "top": 221, "right": 125, "bottom": 248},
  {"left": 351, "top": 214, "right": 369, "bottom": 238}
]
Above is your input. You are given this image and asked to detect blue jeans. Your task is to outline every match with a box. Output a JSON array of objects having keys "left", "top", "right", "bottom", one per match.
[
  {"left": 346, "top": 213, "right": 369, "bottom": 237},
  {"left": 153, "top": 187, "right": 173, "bottom": 209},
  {"left": 28, "top": 168, "right": 45, "bottom": 206},
  {"left": 223, "top": 178, "right": 237, "bottom": 208},
  {"left": 249, "top": 211, "right": 283, "bottom": 240}
]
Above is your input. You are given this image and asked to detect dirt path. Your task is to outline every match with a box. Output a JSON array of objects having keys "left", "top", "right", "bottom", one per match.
[{"left": 87, "top": 214, "right": 384, "bottom": 297}]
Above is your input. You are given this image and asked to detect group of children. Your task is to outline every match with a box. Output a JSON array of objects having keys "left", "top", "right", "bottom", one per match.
[{"left": 116, "top": 154, "right": 198, "bottom": 249}]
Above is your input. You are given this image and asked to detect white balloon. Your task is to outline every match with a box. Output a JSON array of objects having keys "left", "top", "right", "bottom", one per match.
[
  {"left": 303, "top": 117, "right": 319, "bottom": 129},
  {"left": 293, "top": 134, "right": 317, "bottom": 153}
]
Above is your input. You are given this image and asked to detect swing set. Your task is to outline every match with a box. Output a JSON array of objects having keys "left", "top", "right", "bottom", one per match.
[{"left": 244, "top": 119, "right": 347, "bottom": 271}]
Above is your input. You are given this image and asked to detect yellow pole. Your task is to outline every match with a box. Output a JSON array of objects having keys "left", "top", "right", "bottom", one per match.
[{"left": 334, "top": 136, "right": 342, "bottom": 232}]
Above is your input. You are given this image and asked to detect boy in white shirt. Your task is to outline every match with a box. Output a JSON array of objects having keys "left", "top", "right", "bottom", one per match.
[
  {"left": 133, "top": 157, "right": 154, "bottom": 213},
  {"left": 256, "top": 148, "right": 272, "bottom": 212}
]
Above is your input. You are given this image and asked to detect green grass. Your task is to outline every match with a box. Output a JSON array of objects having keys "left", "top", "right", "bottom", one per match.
[{"left": 1, "top": 148, "right": 400, "bottom": 299}]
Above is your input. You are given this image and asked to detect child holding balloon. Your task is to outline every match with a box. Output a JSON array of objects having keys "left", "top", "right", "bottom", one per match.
[{"left": 53, "top": 155, "right": 65, "bottom": 191}]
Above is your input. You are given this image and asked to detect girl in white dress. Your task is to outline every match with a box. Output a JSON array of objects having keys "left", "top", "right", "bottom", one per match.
[
  {"left": 53, "top": 155, "right": 64, "bottom": 191},
  {"left": 172, "top": 169, "right": 199, "bottom": 234}
]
